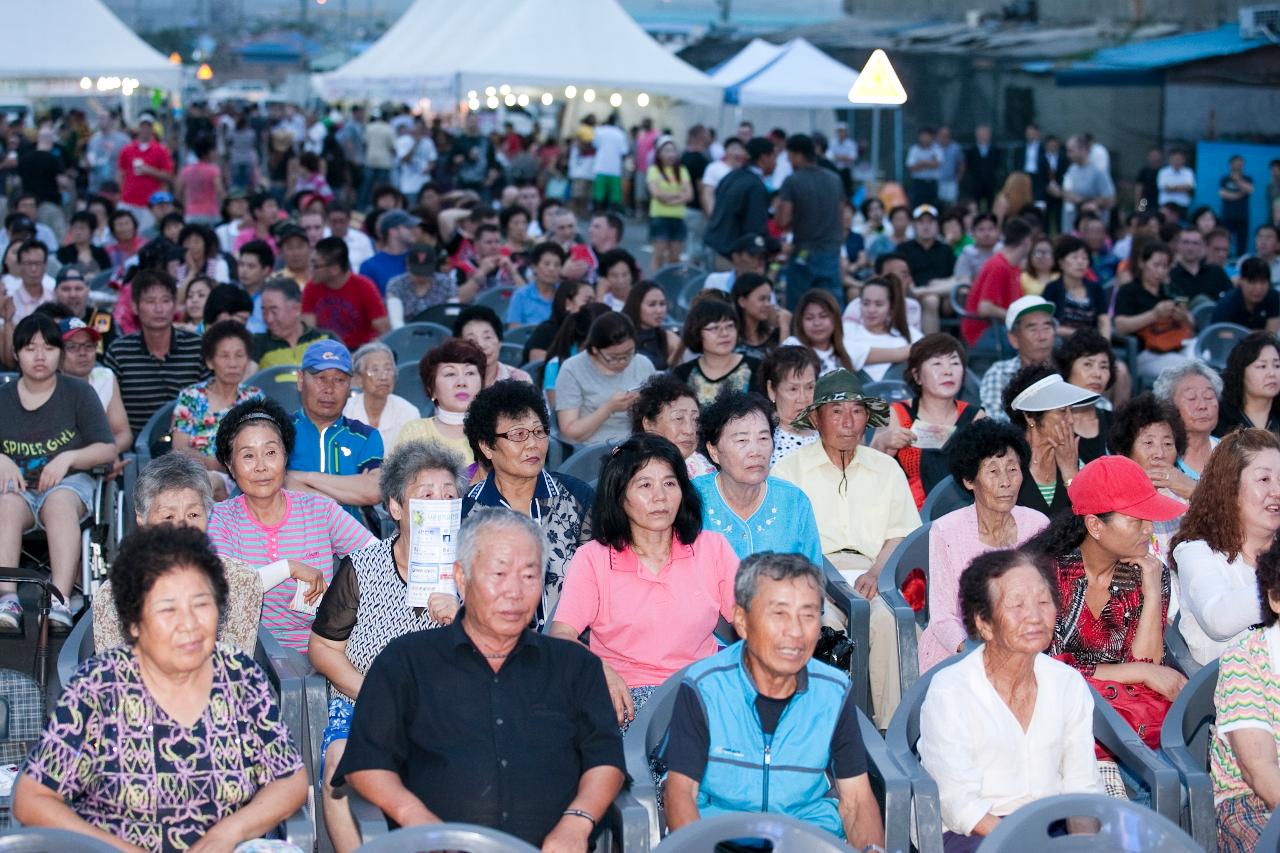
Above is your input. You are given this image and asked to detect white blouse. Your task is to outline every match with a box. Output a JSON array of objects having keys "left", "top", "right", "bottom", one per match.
[
  {"left": 343, "top": 393, "right": 422, "bottom": 451},
  {"left": 1174, "top": 539, "right": 1263, "bottom": 665},
  {"left": 842, "top": 322, "right": 922, "bottom": 381},
  {"left": 918, "top": 648, "right": 1102, "bottom": 836}
]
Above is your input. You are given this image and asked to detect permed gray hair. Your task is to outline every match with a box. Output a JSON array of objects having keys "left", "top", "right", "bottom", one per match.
[
  {"left": 734, "top": 551, "right": 824, "bottom": 611},
  {"left": 455, "top": 507, "right": 549, "bottom": 580},
  {"left": 379, "top": 440, "right": 469, "bottom": 511},
  {"left": 134, "top": 454, "right": 214, "bottom": 521},
  {"left": 1152, "top": 359, "right": 1223, "bottom": 403},
  {"left": 351, "top": 341, "right": 395, "bottom": 376}
]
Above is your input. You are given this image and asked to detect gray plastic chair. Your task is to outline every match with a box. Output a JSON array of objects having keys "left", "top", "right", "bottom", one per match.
[
  {"left": 381, "top": 321, "right": 452, "bottom": 365},
  {"left": 863, "top": 379, "right": 914, "bottom": 404},
  {"left": 498, "top": 341, "right": 526, "bottom": 367},
  {"left": 394, "top": 361, "right": 436, "bottom": 417},
  {"left": 1163, "top": 613, "right": 1202, "bottom": 678},
  {"left": 920, "top": 476, "right": 974, "bottom": 522},
  {"left": 821, "top": 558, "right": 871, "bottom": 716},
  {"left": 877, "top": 524, "right": 931, "bottom": 698},
  {"left": 1159, "top": 659, "right": 1219, "bottom": 850},
  {"left": 133, "top": 401, "right": 177, "bottom": 471},
  {"left": 556, "top": 440, "right": 620, "bottom": 483},
  {"left": 654, "top": 812, "right": 857, "bottom": 852},
  {"left": 975, "top": 793, "right": 1199, "bottom": 851},
  {"left": 504, "top": 323, "right": 536, "bottom": 347},
  {"left": 959, "top": 368, "right": 982, "bottom": 408},
  {"left": 1194, "top": 322, "right": 1251, "bottom": 371},
  {"left": 353, "top": 821, "right": 540, "bottom": 852},
  {"left": 247, "top": 365, "right": 301, "bottom": 412},
  {"left": 409, "top": 302, "right": 466, "bottom": 328},
  {"left": 652, "top": 262, "right": 704, "bottom": 304},
  {"left": 0, "top": 827, "right": 121, "bottom": 851},
  {"left": 1259, "top": 806, "right": 1280, "bottom": 853},
  {"left": 476, "top": 286, "right": 514, "bottom": 322}
]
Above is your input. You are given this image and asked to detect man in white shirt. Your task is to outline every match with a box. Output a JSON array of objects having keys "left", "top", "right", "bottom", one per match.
[
  {"left": 700, "top": 137, "right": 746, "bottom": 216},
  {"left": 395, "top": 121, "right": 437, "bottom": 197},
  {"left": 590, "top": 113, "right": 630, "bottom": 213},
  {"left": 3, "top": 239, "right": 56, "bottom": 323},
  {"left": 1157, "top": 148, "right": 1196, "bottom": 208},
  {"left": 906, "top": 127, "right": 943, "bottom": 207},
  {"left": 831, "top": 123, "right": 858, "bottom": 170}
]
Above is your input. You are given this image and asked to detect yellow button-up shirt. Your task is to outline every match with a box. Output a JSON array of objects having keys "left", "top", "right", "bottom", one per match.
[{"left": 772, "top": 439, "right": 921, "bottom": 558}]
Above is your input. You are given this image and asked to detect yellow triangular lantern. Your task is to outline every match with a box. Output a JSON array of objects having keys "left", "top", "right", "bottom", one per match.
[{"left": 848, "top": 49, "right": 908, "bottom": 105}]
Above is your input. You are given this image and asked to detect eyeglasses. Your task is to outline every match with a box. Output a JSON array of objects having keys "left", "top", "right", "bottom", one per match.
[
  {"left": 703, "top": 321, "right": 737, "bottom": 335},
  {"left": 362, "top": 367, "right": 395, "bottom": 378},
  {"left": 495, "top": 427, "right": 549, "bottom": 443},
  {"left": 64, "top": 342, "right": 97, "bottom": 355},
  {"left": 596, "top": 347, "right": 635, "bottom": 366}
]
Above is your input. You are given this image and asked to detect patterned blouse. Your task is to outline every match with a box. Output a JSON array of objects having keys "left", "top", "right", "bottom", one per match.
[
  {"left": 770, "top": 426, "right": 818, "bottom": 468},
  {"left": 672, "top": 355, "right": 760, "bottom": 409},
  {"left": 172, "top": 380, "right": 264, "bottom": 456},
  {"left": 23, "top": 645, "right": 303, "bottom": 852},
  {"left": 463, "top": 469, "right": 594, "bottom": 623},
  {"left": 1048, "top": 549, "right": 1171, "bottom": 676},
  {"left": 1212, "top": 626, "right": 1280, "bottom": 802},
  {"left": 310, "top": 536, "right": 439, "bottom": 703}
]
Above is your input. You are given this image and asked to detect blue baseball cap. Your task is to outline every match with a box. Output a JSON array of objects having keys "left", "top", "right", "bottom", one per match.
[
  {"left": 301, "top": 339, "right": 352, "bottom": 374},
  {"left": 149, "top": 190, "right": 175, "bottom": 205}
]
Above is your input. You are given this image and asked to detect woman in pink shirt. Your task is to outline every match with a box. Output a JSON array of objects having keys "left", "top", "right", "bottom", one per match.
[
  {"left": 551, "top": 433, "right": 738, "bottom": 729},
  {"left": 176, "top": 138, "right": 224, "bottom": 226},
  {"left": 918, "top": 419, "right": 1049, "bottom": 672}
]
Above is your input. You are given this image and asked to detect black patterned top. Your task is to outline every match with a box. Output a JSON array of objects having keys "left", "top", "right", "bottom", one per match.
[{"left": 310, "top": 535, "right": 439, "bottom": 702}]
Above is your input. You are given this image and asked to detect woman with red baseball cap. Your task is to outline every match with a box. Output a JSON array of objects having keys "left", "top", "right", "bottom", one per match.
[{"left": 1026, "top": 454, "right": 1188, "bottom": 798}]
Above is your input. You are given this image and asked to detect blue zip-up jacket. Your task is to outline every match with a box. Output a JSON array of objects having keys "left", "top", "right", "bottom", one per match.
[{"left": 680, "top": 640, "right": 848, "bottom": 836}]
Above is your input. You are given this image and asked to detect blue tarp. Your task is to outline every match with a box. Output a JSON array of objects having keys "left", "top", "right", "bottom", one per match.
[{"left": 1056, "top": 24, "right": 1270, "bottom": 87}]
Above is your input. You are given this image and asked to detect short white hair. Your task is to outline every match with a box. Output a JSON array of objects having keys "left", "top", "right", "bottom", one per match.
[
  {"left": 455, "top": 507, "right": 548, "bottom": 579},
  {"left": 1152, "top": 359, "right": 1223, "bottom": 402}
]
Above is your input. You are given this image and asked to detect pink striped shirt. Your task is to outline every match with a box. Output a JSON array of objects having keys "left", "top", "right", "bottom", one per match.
[{"left": 207, "top": 490, "right": 374, "bottom": 650}]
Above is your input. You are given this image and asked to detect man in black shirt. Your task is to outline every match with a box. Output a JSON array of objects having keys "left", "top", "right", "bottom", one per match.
[
  {"left": 1211, "top": 258, "right": 1280, "bottom": 332},
  {"left": 334, "top": 508, "right": 624, "bottom": 848},
  {"left": 664, "top": 552, "right": 883, "bottom": 847},
  {"left": 1169, "top": 228, "right": 1232, "bottom": 305},
  {"left": 680, "top": 124, "right": 712, "bottom": 257},
  {"left": 705, "top": 138, "right": 775, "bottom": 267},
  {"left": 898, "top": 205, "right": 956, "bottom": 334},
  {"left": 963, "top": 124, "right": 1002, "bottom": 210}
]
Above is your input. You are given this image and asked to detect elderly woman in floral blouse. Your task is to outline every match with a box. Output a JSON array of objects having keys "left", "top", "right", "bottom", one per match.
[
  {"left": 14, "top": 526, "right": 307, "bottom": 851},
  {"left": 171, "top": 319, "right": 263, "bottom": 500}
]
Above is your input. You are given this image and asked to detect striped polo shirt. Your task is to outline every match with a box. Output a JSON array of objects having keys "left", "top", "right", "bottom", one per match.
[
  {"left": 104, "top": 327, "right": 208, "bottom": 433},
  {"left": 207, "top": 490, "right": 375, "bottom": 651}
]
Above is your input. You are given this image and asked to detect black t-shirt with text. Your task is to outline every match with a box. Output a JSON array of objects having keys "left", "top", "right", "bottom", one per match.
[{"left": 0, "top": 376, "right": 112, "bottom": 488}]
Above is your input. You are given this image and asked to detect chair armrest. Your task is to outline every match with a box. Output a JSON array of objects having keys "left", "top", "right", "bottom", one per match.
[
  {"left": 622, "top": 729, "right": 662, "bottom": 845},
  {"left": 602, "top": 789, "right": 653, "bottom": 853},
  {"left": 882, "top": 713, "right": 945, "bottom": 853},
  {"left": 1162, "top": 740, "right": 1215, "bottom": 850},
  {"left": 823, "top": 559, "right": 870, "bottom": 715},
  {"left": 1090, "top": 689, "right": 1181, "bottom": 824},
  {"left": 56, "top": 611, "right": 95, "bottom": 689},
  {"left": 858, "top": 710, "right": 912, "bottom": 853},
  {"left": 282, "top": 804, "right": 314, "bottom": 851},
  {"left": 877, "top": 570, "right": 921, "bottom": 696},
  {"left": 347, "top": 787, "right": 390, "bottom": 841}
]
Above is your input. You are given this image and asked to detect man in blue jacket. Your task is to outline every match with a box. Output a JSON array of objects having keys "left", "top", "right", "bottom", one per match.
[{"left": 663, "top": 552, "right": 884, "bottom": 847}]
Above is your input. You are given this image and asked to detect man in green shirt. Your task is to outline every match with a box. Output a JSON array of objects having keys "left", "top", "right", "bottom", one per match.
[{"left": 253, "top": 277, "right": 332, "bottom": 369}]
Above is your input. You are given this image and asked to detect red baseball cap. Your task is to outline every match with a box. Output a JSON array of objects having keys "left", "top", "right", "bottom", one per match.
[{"left": 1067, "top": 456, "right": 1186, "bottom": 522}]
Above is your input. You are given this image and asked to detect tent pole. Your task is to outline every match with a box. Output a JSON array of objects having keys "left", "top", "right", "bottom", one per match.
[
  {"left": 894, "top": 107, "right": 903, "bottom": 185},
  {"left": 871, "top": 107, "right": 881, "bottom": 185}
]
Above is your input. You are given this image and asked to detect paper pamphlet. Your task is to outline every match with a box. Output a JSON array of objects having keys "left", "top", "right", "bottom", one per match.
[
  {"left": 289, "top": 579, "right": 319, "bottom": 615},
  {"left": 911, "top": 420, "right": 956, "bottom": 451},
  {"left": 407, "top": 498, "right": 463, "bottom": 607}
]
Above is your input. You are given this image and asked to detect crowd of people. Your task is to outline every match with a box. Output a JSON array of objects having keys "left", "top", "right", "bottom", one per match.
[{"left": 3, "top": 99, "right": 1280, "bottom": 853}]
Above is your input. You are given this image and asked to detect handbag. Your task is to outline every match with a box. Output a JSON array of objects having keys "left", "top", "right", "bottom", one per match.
[{"left": 1085, "top": 675, "right": 1171, "bottom": 759}]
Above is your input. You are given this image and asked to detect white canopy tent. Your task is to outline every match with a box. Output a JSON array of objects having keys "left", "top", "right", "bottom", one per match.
[
  {"left": 319, "top": 0, "right": 720, "bottom": 105},
  {"left": 2, "top": 0, "right": 181, "bottom": 94},
  {"left": 707, "top": 38, "right": 783, "bottom": 88},
  {"left": 722, "top": 38, "right": 860, "bottom": 109}
]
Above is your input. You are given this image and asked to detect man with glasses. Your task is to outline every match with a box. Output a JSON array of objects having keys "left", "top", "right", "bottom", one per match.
[
  {"left": 461, "top": 380, "right": 595, "bottom": 622},
  {"left": 287, "top": 339, "right": 383, "bottom": 526},
  {"left": 254, "top": 277, "right": 334, "bottom": 370},
  {"left": 7, "top": 240, "right": 55, "bottom": 323}
]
